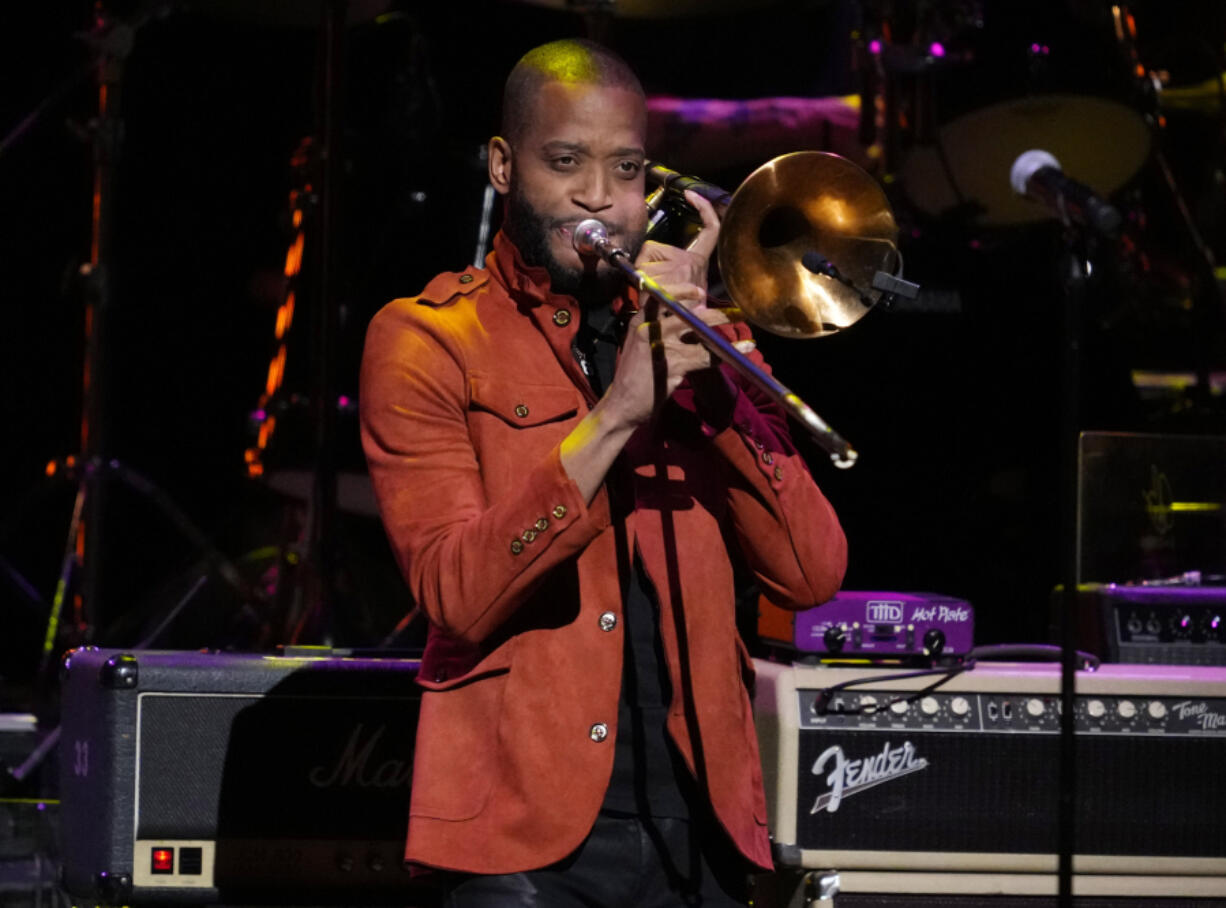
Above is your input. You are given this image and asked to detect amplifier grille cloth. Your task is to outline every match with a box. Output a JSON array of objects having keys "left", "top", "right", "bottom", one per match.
[
  {"left": 138, "top": 693, "right": 417, "bottom": 842},
  {"left": 796, "top": 730, "right": 1223, "bottom": 856}
]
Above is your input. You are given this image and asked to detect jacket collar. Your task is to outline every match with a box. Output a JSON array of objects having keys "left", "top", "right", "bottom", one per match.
[
  {"left": 487, "top": 229, "right": 639, "bottom": 318},
  {"left": 486, "top": 229, "right": 642, "bottom": 405}
]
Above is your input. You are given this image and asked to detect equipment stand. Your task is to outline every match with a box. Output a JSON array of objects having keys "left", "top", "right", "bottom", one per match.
[
  {"left": 277, "top": 0, "right": 348, "bottom": 645},
  {"left": 37, "top": 8, "right": 132, "bottom": 670},
  {"left": 14, "top": 6, "right": 250, "bottom": 678},
  {"left": 1055, "top": 231, "right": 1091, "bottom": 908}
]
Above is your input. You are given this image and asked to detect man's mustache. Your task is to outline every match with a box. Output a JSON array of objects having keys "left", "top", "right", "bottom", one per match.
[{"left": 553, "top": 218, "right": 628, "bottom": 239}]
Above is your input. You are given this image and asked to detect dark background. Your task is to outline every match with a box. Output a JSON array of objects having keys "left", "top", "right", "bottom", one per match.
[{"left": 3, "top": 0, "right": 1226, "bottom": 688}]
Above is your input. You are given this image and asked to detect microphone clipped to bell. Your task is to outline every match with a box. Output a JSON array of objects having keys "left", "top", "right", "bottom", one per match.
[{"left": 714, "top": 151, "right": 911, "bottom": 338}]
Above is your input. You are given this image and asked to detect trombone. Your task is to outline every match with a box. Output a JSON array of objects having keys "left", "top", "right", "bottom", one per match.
[{"left": 574, "top": 151, "right": 910, "bottom": 469}]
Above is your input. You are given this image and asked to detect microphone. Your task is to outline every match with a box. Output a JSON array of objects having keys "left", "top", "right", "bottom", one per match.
[
  {"left": 1009, "top": 149, "right": 1122, "bottom": 238},
  {"left": 801, "top": 251, "right": 842, "bottom": 280},
  {"left": 802, "top": 250, "right": 921, "bottom": 308},
  {"left": 645, "top": 161, "right": 733, "bottom": 209},
  {"left": 573, "top": 219, "right": 628, "bottom": 261}
]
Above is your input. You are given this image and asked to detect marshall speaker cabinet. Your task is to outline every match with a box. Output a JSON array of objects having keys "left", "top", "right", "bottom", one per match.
[
  {"left": 58, "top": 648, "right": 432, "bottom": 905},
  {"left": 753, "top": 659, "right": 1226, "bottom": 901}
]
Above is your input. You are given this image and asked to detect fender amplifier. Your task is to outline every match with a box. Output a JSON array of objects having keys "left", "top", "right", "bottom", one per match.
[
  {"left": 753, "top": 659, "right": 1226, "bottom": 899},
  {"left": 58, "top": 648, "right": 432, "bottom": 905}
]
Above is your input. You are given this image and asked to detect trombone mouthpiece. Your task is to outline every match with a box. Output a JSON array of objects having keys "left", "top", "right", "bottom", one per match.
[{"left": 573, "top": 219, "right": 609, "bottom": 257}]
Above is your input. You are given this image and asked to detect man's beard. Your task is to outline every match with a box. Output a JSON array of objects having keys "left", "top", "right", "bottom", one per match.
[{"left": 505, "top": 189, "right": 643, "bottom": 306}]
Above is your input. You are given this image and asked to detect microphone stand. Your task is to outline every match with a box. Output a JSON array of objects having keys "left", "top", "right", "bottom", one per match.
[
  {"left": 1012, "top": 146, "right": 1105, "bottom": 908},
  {"left": 1054, "top": 227, "right": 1091, "bottom": 908}
]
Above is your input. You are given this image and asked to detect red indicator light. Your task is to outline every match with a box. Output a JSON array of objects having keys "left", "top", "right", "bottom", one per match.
[{"left": 151, "top": 848, "right": 175, "bottom": 874}]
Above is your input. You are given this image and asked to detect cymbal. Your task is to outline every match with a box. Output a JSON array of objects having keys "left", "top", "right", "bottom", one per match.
[
  {"left": 900, "top": 94, "right": 1151, "bottom": 227},
  {"left": 1161, "top": 74, "right": 1226, "bottom": 114},
  {"left": 506, "top": 0, "right": 772, "bottom": 18},
  {"left": 719, "top": 151, "right": 900, "bottom": 339}
]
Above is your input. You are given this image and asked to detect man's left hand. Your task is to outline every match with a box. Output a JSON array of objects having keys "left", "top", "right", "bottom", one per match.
[{"left": 633, "top": 189, "right": 721, "bottom": 307}]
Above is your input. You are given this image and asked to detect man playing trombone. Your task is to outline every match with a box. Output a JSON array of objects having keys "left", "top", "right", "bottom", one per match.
[{"left": 360, "top": 37, "right": 847, "bottom": 907}]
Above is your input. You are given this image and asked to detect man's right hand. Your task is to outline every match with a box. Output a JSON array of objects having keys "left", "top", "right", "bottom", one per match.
[
  {"left": 560, "top": 189, "right": 727, "bottom": 501},
  {"left": 601, "top": 299, "right": 729, "bottom": 430}
]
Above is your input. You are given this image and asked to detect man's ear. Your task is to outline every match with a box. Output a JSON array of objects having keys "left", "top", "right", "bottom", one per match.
[{"left": 488, "top": 137, "right": 512, "bottom": 196}]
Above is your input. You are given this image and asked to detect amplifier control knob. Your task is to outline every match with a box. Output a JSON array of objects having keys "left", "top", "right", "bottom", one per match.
[
  {"left": 1087, "top": 699, "right": 1106, "bottom": 718},
  {"left": 922, "top": 628, "right": 946, "bottom": 656},
  {"left": 950, "top": 696, "right": 970, "bottom": 717},
  {"left": 823, "top": 625, "right": 847, "bottom": 653},
  {"left": 1117, "top": 699, "right": 1137, "bottom": 719},
  {"left": 889, "top": 699, "right": 909, "bottom": 715},
  {"left": 1148, "top": 700, "right": 1167, "bottom": 719},
  {"left": 920, "top": 696, "right": 940, "bottom": 716},
  {"left": 858, "top": 694, "right": 878, "bottom": 713},
  {"left": 1026, "top": 698, "right": 1045, "bottom": 717}
]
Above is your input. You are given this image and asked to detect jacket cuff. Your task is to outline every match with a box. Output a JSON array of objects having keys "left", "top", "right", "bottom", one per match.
[{"left": 499, "top": 444, "right": 611, "bottom": 562}]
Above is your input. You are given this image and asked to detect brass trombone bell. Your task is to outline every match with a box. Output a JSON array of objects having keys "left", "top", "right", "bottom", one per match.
[{"left": 715, "top": 151, "right": 902, "bottom": 339}]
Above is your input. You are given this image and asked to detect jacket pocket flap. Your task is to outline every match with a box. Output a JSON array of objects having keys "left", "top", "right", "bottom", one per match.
[
  {"left": 469, "top": 373, "right": 583, "bottom": 427},
  {"left": 417, "top": 637, "right": 517, "bottom": 691}
]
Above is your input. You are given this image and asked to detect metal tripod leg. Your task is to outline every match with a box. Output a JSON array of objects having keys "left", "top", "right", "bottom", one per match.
[{"left": 39, "top": 476, "right": 88, "bottom": 678}]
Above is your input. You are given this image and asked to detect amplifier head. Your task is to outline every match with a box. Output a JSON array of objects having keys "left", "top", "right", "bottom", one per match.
[{"left": 1072, "top": 584, "right": 1226, "bottom": 666}]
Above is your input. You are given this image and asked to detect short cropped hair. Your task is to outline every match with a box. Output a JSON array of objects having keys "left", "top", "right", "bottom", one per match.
[{"left": 501, "top": 39, "right": 645, "bottom": 145}]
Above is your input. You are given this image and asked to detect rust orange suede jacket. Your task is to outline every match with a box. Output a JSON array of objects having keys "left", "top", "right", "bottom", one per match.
[{"left": 359, "top": 230, "right": 847, "bottom": 875}]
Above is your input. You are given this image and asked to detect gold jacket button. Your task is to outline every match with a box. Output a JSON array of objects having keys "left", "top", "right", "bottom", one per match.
[
  {"left": 553, "top": 309, "right": 572, "bottom": 326},
  {"left": 598, "top": 611, "right": 617, "bottom": 632},
  {"left": 774, "top": 465, "right": 784, "bottom": 480},
  {"left": 522, "top": 528, "right": 538, "bottom": 543},
  {"left": 510, "top": 539, "right": 524, "bottom": 555},
  {"left": 552, "top": 505, "right": 568, "bottom": 519},
  {"left": 589, "top": 722, "right": 608, "bottom": 742},
  {"left": 762, "top": 451, "right": 774, "bottom": 464},
  {"left": 535, "top": 517, "right": 549, "bottom": 531},
  {"left": 514, "top": 404, "right": 529, "bottom": 418},
  {"left": 458, "top": 273, "right": 474, "bottom": 284}
]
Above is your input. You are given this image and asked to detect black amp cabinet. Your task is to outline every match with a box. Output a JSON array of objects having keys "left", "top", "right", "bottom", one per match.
[
  {"left": 58, "top": 648, "right": 433, "bottom": 905},
  {"left": 753, "top": 659, "right": 1226, "bottom": 902}
]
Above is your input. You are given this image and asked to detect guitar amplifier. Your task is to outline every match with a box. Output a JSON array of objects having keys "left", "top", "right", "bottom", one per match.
[
  {"left": 1072, "top": 584, "right": 1226, "bottom": 666},
  {"left": 58, "top": 648, "right": 433, "bottom": 905},
  {"left": 753, "top": 659, "right": 1226, "bottom": 899}
]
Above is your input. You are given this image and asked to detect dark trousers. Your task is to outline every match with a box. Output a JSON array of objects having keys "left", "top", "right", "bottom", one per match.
[{"left": 442, "top": 811, "right": 753, "bottom": 907}]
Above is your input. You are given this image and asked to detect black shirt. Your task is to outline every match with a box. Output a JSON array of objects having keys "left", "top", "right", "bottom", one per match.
[{"left": 573, "top": 301, "right": 696, "bottom": 819}]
